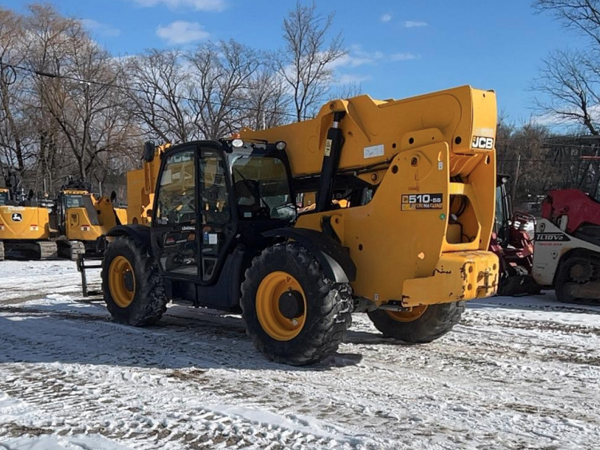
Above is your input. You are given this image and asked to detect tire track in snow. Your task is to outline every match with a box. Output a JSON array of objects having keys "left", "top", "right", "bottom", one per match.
[
  {"left": 0, "top": 362, "right": 381, "bottom": 449},
  {"left": 2, "top": 261, "right": 600, "bottom": 448}
]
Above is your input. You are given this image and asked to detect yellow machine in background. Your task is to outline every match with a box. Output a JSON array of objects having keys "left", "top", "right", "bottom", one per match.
[
  {"left": 100, "top": 85, "right": 499, "bottom": 365},
  {"left": 0, "top": 188, "right": 6, "bottom": 259},
  {"left": 0, "top": 181, "right": 58, "bottom": 260},
  {"left": 56, "top": 180, "right": 127, "bottom": 258},
  {"left": 126, "top": 143, "right": 169, "bottom": 225},
  {"left": 0, "top": 204, "right": 55, "bottom": 258},
  {"left": 77, "top": 145, "right": 164, "bottom": 294},
  {"left": 0, "top": 178, "right": 127, "bottom": 261}
]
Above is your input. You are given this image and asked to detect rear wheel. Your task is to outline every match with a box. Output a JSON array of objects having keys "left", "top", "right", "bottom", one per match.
[
  {"left": 555, "top": 257, "right": 596, "bottom": 303},
  {"left": 102, "top": 236, "right": 168, "bottom": 326},
  {"left": 241, "top": 242, "right": 353, "bottom": 366},
  {"left": 367, "top": 302, "right": 465, "bottom": 343}
]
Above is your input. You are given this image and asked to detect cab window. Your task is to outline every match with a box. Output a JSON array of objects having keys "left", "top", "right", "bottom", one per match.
[
  {"left": 200, "top": 150, "right": 230, "bottom": 224},
  {"left": 156, "top": 151, "right": 197, "bottom": 225},
  {"left": 231, "top": 155, "right": 295, "bottom": 221},
  {"left": 64, "top": 195, "right": 85, "bottom": 209}
]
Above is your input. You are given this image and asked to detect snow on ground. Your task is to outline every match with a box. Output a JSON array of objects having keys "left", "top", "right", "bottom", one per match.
[{"left": 1, "top": 260, "right": 600, "bottom": 449}]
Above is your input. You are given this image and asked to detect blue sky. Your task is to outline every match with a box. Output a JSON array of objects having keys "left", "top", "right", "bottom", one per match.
[{"left": 3, "top": 0, "right": 590, "bottom": 124}]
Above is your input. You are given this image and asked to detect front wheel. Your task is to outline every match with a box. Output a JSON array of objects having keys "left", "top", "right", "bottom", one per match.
[
  {"left": 102, "top": 236, "right": 168, "bottom": 326},
  {"left": 241, "top": 242, "right": 353, "bottom": 366},
  {"left": 368, "top": 302, "right": 465, "bottom": 343}
]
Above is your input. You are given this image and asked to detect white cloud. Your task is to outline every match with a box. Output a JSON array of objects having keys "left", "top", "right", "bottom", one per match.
[
  {"left": 390, "top": 52, "right": 420, "bottom": 61},
  {"left": 531, "top": 112, "right": 562, "bottom": 127},
  {"left": 336, "top": 74, "right": 371, "bottom": 85},
  {"left": 532, "top": 105, "right": 600, "bottom": 129},
  {"left": 404, "top": 20, "right": 428, "bottom": 28},
  {"left": 329, "top": 46, "right": 384, "bottom": 69},
  {"left": 130, "top": 0, "right": 226, "bottom": 11},
  {"left": 81, "top": 19, "right": 121, "bottom": 37},
  {"left": 156, "top": 21, "right": 210, "bottom": 45},
  {"left": 381, "top": 13, "right": 392, "bottom": 23}
]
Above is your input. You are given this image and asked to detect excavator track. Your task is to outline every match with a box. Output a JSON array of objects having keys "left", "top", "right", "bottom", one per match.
[
  {"left": 57, "top": 240, "right": 86, "bottom": 261},
  {"left": 0, "top": 241, "right": 4, "bottom": 261},
  {"left": 37, "top": 241, "right": 59, "bottom": 260}
]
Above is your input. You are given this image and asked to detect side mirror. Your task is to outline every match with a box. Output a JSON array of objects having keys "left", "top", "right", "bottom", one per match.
[
  {"left": 143, "top": 141, "right": 156, "bottom": 163},
  {"left": 110, "top": 190, "right": 117, "bottom": 202}
]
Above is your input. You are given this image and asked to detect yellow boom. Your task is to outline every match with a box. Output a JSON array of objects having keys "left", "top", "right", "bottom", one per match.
[{"left": 241, "top": 85, "right": 499, "bottom": 308}]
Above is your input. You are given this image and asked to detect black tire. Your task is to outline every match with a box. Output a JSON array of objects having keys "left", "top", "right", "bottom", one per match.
[
  {"left": 240, "top": 242, "right": 353, "bottom": 366},
  {"left": 554, "top": 257, "right": 593, "bottom": 303},
  {"left": 368, "top": 302, "right": 465, "bottom": 343},
  {"left": 102, "top": 236, "right": 168, "bottom": 326}
]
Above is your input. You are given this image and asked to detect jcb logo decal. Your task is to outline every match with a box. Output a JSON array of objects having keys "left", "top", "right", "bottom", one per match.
[{"left": 471, "top": 136, "right": 494, "bottom": 149}]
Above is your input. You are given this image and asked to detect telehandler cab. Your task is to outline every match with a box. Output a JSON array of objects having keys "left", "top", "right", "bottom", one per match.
[{"left": 102, "top": 86, "right": 500, "bottom": 365}]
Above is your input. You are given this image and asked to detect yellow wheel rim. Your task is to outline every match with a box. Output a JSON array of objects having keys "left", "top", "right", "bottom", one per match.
[
  {"left": 386, "top": 305, "right": 428, "bottom": 322},
  {"left": 256, "top": 271, "right": 307, "bottom": 341},
  {"left": 108, "top": 255, "right": 136, "bottom": 308}
]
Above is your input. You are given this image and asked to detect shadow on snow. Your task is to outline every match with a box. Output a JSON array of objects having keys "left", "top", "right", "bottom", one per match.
[{"left": 0, "top": 301, "right": 371, "bottom": 372}]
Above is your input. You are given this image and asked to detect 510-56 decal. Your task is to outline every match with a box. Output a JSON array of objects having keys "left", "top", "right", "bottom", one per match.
[{"left": 401, "top": 193, "right": 443, "bottom": 211}]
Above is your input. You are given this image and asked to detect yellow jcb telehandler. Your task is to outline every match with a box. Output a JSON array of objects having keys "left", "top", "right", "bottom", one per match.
[{"left": 100, "top": 86, "right": 499, "bottom": 365}]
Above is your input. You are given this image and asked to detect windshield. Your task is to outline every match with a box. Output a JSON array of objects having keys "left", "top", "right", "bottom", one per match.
[
  {"left": 63, "top": 194, "right": 87, "bottom": 209},
  {"left": 0, "top": 191, "right": 8, "bottom": 206},
  {"left": 231, "top": 155, "right": 296, "bottom": 221}
]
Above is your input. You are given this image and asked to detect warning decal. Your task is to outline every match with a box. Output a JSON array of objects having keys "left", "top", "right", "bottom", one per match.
[{"left": 401, "top": 193, "right": 443, "bottom": 211}]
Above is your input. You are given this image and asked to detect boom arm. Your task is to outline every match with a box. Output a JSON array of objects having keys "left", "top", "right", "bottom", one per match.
[
  {"left": 126, "top": 143, "right": 170, "bottom": 225},
  {"left": 241, "top": 85, "right": 499, "bottom": 307}
]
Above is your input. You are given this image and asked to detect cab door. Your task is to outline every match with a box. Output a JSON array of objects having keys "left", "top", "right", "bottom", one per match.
[
  {"left": 197, "top": 147, "right": 235, "bottom": 282},
  {"left": 152, "top": 147, "right": 200, "bottom": 278}
]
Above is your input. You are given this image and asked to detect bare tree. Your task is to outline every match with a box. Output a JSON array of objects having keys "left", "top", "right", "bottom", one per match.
[
  {"left": 0, "top": 2, "right": 354, "bottom": 196},
  {"left": 244, "top": 68, "right": 290, "bottom": 130},
  {"left": 0, "top": 7, "right": 32, "bottom": 173},
  {"left": 535, "top": 0, "right": 600, "bottom": 45},
  {"left": 186, "top": 40, "right": 261, "bottom": 139},
  {"left": 330, "top": 82, "right": 364, "bottom": 101},
  {"left": 22, "top": 3, "right": 78, "bottom": 191},
  {"left": 123, "top": 49, "right": 190, "bottom": 143},
  {"left": 532, "top": 50, "right": 599, "bottom": 135},
  {"left": 533, "top": 0, "right": 600, "bottom": 134},
  {"left": 277, "top": 2, "right": 346, "bottom": 121},
  {"left": 38, "top": 27, "right": 135, "bottom": 181}
]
